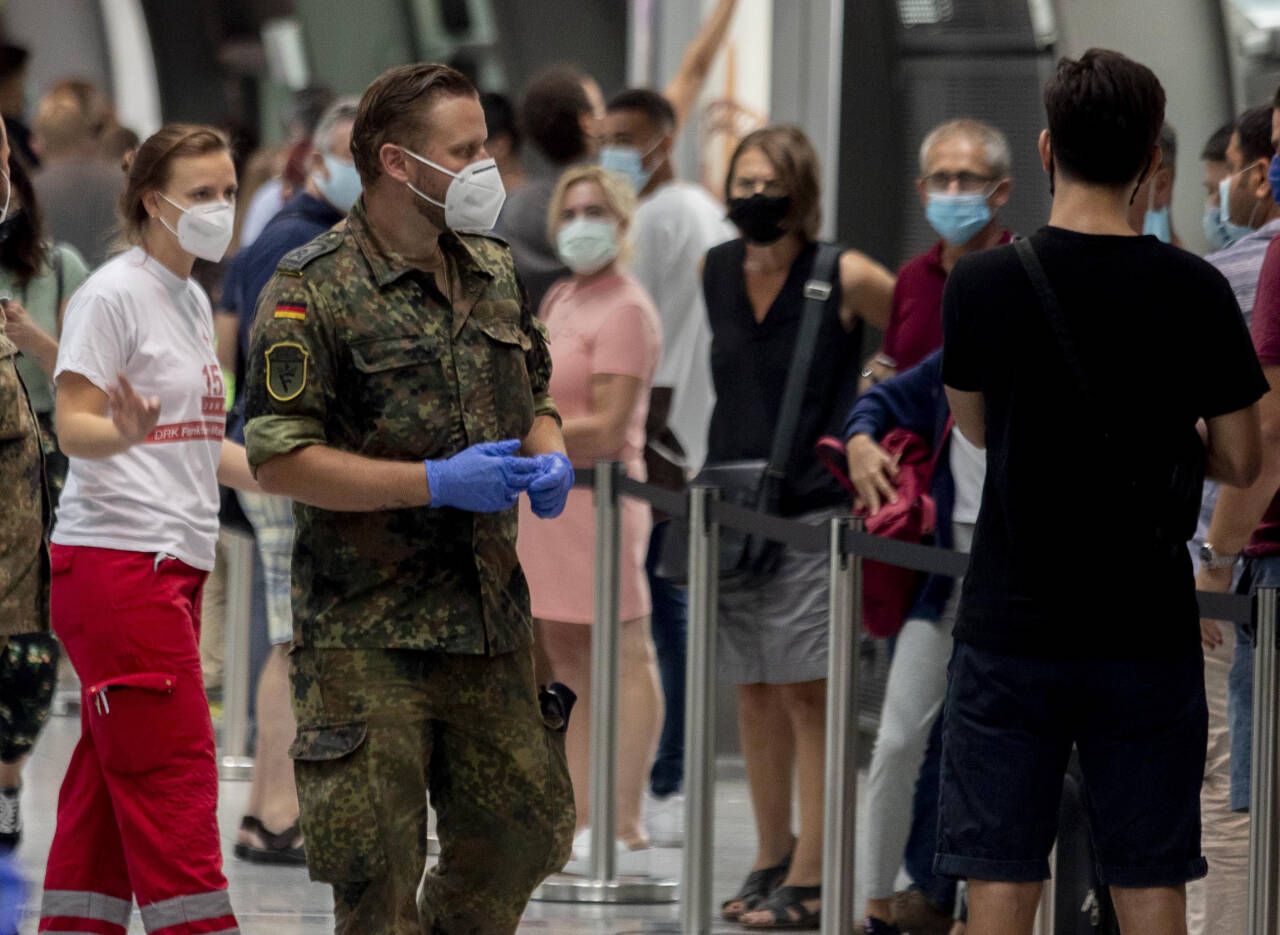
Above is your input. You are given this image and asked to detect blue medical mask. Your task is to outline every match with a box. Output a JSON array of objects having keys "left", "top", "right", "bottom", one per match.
[
  {"left": 924, "top": 191, "right": 993, "bottom": 246},
  {"left": 1220, "top": 170, "right": 1260, "bottom": 247},
  {"left": 1270, "top": 155, "right": 1280, "bottom": 206},
  {"left": 1143, "top": 206, "right": 1171, "bottom": 243},
  {"left": 600, "top": 138, "right": 663, "bottom": 194},
  {"left": 1203, "top": 202, "right": 1230, "bottom": 252},
  {"left": 313, "top": 153, "right": 362, "bottom": 213}
]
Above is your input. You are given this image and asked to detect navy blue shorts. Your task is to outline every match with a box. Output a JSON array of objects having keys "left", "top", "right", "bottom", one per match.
[{"left": 935, "top": 641, "right": 1208, "bottom": 888}]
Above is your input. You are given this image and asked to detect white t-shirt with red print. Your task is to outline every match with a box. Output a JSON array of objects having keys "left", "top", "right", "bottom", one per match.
[{"left": 53, "top": 247, "right": 225, "bottom": 570}]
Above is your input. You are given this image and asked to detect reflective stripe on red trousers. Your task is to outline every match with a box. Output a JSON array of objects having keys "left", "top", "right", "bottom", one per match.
[{"left": 38, "top": 545, "right": 238, "bottom": 935}]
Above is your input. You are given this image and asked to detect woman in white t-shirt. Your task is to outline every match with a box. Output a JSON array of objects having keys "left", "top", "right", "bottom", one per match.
[{"left": 38, "top": 124, "right": 256, "bottom": 935}]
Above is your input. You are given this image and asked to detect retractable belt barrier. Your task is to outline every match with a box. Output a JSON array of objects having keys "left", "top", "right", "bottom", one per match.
[{"left": 561, "top": 465, "right": 1278, "bottom": 935}]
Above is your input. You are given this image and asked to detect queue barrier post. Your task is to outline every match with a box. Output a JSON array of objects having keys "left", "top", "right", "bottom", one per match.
[
  {"left": 218, "top": 528, "right": 254, "bottom": 781},
  {"left": 532, "top": 461, "right": 678, "bottom": 903},
  {"left": 680, "top": 485, "right": 720, "bottom": 934},
  {"left": 821, "top": 515, "right": 861, "bottom": 935},
  {"left": 1249, "top": 586, "right": 1279, "bottom": 935}
]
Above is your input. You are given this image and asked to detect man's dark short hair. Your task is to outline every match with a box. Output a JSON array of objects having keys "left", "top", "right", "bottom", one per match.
[
  {"left": 480, "top": 91, "right": 519, "bottom": 150},
  {"left": 351, "top": 63, "right": 476, "bottom": 185},
  {"left": 1236, "top": 104, "right": 1276, "bottom": 166},
  {"left": 1043, "top": 48, "right": 1166, "bottom": 186},
  {"left": 518, "top": 65, "right": 591, "bottom": 167},
  {"left": 1201, "top": 121, "right": 1234, "bottom": 163},
  {"left": 606, "top": 88, "right": 676, "bottom": 133}
]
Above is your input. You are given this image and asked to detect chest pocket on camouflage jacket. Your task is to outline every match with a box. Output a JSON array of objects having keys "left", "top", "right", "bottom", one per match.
[
  {"left": 471, "top": 299, "right": 535, "bottom": 443},
  {"left": 349, "top": 333, "right": 455, "bottom": 460}
]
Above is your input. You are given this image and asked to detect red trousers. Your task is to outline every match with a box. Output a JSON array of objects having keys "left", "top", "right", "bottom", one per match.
[{"left": 39, "top": 545, "right": 238, "bottom": 935}]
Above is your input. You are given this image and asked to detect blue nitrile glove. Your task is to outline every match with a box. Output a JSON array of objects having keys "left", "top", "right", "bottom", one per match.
[
  {"left": 0, "top": 854, "right": 25, "bottom": 935},
  {"left": 425, "top": 439, "right": 540, "bottom": 512},
  {"left": 527, "top": 452, "right": 575, "bottom": 519}
]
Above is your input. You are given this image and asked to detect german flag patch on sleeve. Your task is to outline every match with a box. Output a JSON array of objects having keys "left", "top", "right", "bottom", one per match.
[{"left": 273, "top": 303, "right": 307, "bottom": 321}]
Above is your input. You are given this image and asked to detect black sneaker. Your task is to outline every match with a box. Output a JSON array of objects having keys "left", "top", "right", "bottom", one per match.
[{"left": 0, "top": 787, "right": 21, "bottom": 851}]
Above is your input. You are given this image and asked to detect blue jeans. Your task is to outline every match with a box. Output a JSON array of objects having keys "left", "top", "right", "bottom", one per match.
[
  {"left": 646, "top": 522, "right": 688, "bottom": 797},
  {"left": 904, "top": 714, "right": 956, "bottom": 912}
]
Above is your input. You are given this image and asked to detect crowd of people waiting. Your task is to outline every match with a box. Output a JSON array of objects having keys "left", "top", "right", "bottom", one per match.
[{"left": 0, "top": 8, "right": 1278, "bottom": 935}]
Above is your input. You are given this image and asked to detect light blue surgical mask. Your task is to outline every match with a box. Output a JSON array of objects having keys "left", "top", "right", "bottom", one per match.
[
  {"left": 1143, "top": 206, "right": 1171, "bottom": 243},
  {"left": 600, "top": 138, "right": 663, "bottom": 195},
  {"left": 1219, "top": 170, "right": 1261, "bottom": 247},
  {"left": 556, "top": 217, "right": 621, "bottom": 275},
  {"left": 313, "top": 153, "right": 362, "bottom": 214},
  {"left": 1203, "top": 202, "right": 1230, "bottom": 252},
  {"left": 924, "top": 190, "right": 993, "bottom": 246}
]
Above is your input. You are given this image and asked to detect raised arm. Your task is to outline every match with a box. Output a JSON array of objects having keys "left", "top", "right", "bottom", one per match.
[{"left": 663, "top": 0, "right": 738, "bottom": 134}]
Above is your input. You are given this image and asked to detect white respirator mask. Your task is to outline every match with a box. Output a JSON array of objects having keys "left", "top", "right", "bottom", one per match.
[
  {"left": 159, "top": 194, "right": 235, "bottom": 262},
  {"left": 399, "top": 147, "right": 506, "bottom": 232}
]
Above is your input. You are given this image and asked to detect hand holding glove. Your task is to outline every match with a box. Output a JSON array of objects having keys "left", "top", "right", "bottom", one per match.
[
  {"left": 425, "top": 439, "right": 540, "bottom": 513},
  {"left": 527, "top": 452, "right": 575, "bottom": 519}
]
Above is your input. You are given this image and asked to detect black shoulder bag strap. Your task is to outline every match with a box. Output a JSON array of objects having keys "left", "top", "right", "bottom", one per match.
[
  {"left": 758, "top": 242, "right": 842, "bottom": 511},
  {"left": 1013, "top": 236, "right": 1095, "bottom": 405}
]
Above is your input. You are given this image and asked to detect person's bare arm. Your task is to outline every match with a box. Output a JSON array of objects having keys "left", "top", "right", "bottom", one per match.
[
  {"left": 2, "top": 300, "right": 58, "bottom": 377},
  {"left": 1204, "top": 404, "right": 1263, "bottom": 489},
  {"left": 217, "top": 440, "right": 260, "bottom": 493},
  {"left": 944, "top": 386, "right": 985, "bottom": 449},
  {"left": 521, "top": 413, "right": 568, "bottom": 458},
  {"left": 839, "top": 251, "right": 895, "bottom": 333},
  {"left": 663, "top": 0, "right": 739, "bottom": 133},
  {"left": 55, "top": 371, "right": 160, "bottom": 459},
  {"left": 560, "top": 374, "right": 643, "bottom": 464},
  {"left": 213, "top": 311, "right": 239, "bottom": 373},
  {"left": 256, "top": 444, "right": 431, "bottom": 512}
]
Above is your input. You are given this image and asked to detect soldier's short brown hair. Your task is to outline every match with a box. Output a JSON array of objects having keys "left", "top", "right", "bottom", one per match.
[
  {"left": 724, "top": 125, "right": 823, "bottom": 241},
  {"left": 351, "top": 63, "right": 477, "bottom": 186}
]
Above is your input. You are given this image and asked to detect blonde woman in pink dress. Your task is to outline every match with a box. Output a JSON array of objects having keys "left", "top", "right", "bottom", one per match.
[{"left": 517, "top": 165, "right": 664, "bottom": 875}]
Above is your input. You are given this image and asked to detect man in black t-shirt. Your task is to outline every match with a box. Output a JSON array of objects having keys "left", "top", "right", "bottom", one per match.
[{"left": 939, "top": 49, "right": 1267, "bottom": 935}]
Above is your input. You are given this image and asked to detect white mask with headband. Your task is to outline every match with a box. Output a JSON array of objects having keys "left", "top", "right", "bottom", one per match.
[
  {"left": 398, "top": 147, "right": 506, "bottom": 231},
  {"left": 158, "top": 193, "right": 235, "bottom": 262}
]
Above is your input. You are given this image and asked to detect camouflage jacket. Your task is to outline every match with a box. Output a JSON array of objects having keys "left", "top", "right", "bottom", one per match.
[
  {"left": 0, "top": 327, "right": 50, "bottom": 636},
  {"left": 243, "top": 199, "right": 558, "bottom": 655}
]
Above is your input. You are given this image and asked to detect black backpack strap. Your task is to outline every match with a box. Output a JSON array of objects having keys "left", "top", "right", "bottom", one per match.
[
  {"left": 760, "top": 242, "right": 841, "bottom": 509},
  {"left": 1013, "top": 236, "right": 1094, "bottom": 404}
]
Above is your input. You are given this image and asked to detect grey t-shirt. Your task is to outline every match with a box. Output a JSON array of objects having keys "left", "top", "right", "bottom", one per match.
[
  {"left": 34, "top": 158, "right": 124, "bottom": 270},
  {"left": 495, "top": 173, "right": 568, "bottom": 315}
]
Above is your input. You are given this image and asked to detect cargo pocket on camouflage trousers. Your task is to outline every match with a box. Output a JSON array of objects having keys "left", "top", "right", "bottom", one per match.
[
  {"left": 289, "top": 719, "right": 388, "bottom": 882},
  {"left": 537, "top": 682, "right": 578, "bottom": 876}
]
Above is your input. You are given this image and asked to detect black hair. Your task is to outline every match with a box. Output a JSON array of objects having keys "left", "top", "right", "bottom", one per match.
[
  {"left": 518, "top": 65, "right": 591, "bottom": 166},
  {"left": 1, "top": 152, "right": 47, "bottom": 285},
  {"left": 0, "top": 45, "right": 27, "bottom": 83},
  {"left": 605, "top": 88, "right": 676, "bottom": 132},
  {"left": 480, "top": 91, "right": 519, "bottom": 150},
  {"left": 1201, "top": 121, "right": 1234, "bottom": 163},
  {"left": 1236, "top": 104, "right": 1276, "bottom": 167},
  {"left": 1043, "top": 48, "right": 1165, "bottom": 186}
]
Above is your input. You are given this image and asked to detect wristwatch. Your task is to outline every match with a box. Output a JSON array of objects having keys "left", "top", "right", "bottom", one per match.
[{"left": 1199, "top": 543, "right": 1241, "bottom": 571}]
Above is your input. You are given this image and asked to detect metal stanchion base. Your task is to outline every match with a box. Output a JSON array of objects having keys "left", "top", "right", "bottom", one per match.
[
  {"left": 219, "top": 755, "right": 254, "bottom": 781},
  {"left": 427, "top": 832, "right": 440, "bottom": 857},
  {"left": 531, "top": 874, "right": 679, "bottom": 903}
]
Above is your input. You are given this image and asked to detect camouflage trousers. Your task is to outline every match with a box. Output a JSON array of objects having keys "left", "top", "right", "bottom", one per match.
[
  {"left": 289, "top": 645, "right": 575, "bottom": 935},
  {"left": 0, "top": 633, "right": 59, "bottom": 762}
]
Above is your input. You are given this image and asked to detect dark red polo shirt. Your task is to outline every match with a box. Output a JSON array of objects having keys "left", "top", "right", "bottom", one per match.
[
  {"left": 1246, "top": 237, "right": 1280, "bottom": 557},
  {"left": 882, "top": 232, "right": 1013, "bottom": 371}
]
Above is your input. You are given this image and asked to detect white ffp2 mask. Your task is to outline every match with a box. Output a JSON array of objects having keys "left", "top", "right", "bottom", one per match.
[
  {"left": 160, "top": 194, "right": 235, "bottom": 262},
  {"left": 399, "top": 148, "right": 506, "bottom": 232}
]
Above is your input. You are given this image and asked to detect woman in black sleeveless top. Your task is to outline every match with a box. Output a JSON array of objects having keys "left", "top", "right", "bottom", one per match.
[{"left": 707, "top": 126, "right": 894, "bottom": 929}]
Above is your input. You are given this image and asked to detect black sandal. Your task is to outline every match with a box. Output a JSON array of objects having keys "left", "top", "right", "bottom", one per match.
[
  {"left": 721, "top": 851, "right": 793, "bottom": 921},
  {"left": 234, "top": 815, "right": 307, "bottom": 866},
  {"left": 740, "top": 884, "right": 821, "bottom": 930}
]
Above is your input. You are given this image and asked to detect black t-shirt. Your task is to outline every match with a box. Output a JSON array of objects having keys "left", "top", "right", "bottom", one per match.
[
  {"left": 703, "top": 239, "right": 863, "bottom": 515},
  {"left": 942, "top": 226, "right": 1268, "bottom": 659}
]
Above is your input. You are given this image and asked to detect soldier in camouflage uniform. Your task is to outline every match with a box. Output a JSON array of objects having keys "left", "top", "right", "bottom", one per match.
[{"left": 243, "top": 63, "right": 577, "bottom": 935}]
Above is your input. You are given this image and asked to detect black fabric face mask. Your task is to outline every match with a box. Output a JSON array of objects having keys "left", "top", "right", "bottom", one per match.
[{"left": 727, "top": 194, "right": 791, "bottom": 244}]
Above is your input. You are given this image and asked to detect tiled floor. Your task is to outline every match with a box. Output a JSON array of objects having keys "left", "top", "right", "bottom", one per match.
[{"left": 15, "top": 710, "right": 871, "bottom": 934}]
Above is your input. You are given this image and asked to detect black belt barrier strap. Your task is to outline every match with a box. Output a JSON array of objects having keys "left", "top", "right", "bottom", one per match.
[{"left": 569, "top": 467, "right": 1257, "bottom": 625}]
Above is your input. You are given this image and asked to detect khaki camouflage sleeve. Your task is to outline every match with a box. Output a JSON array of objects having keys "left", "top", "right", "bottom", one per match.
[
  {"left": 520, "top": 277, "right": 559, "bottom": 424},
  {"left": 243, "top": 272, "right": 336, "bottom": 474}
]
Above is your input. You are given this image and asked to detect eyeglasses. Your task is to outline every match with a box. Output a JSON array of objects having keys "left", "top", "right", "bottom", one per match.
[{"left": 922, "top": 171, "right": 999, "bottom": 194}]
